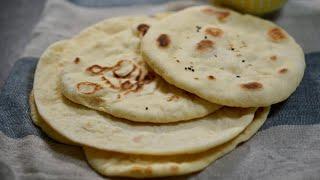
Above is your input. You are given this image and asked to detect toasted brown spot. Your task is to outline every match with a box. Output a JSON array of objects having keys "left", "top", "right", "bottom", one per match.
[
  {"left": 73, "top": 57, "right": 80, "bottom": 64},
  {"left": 86, "top": 65, "right": 106, "bottom": 75},
  {"left": 194, "top": 77, "right": 199, "bottom": 80},
  {"left": 135, "top": 69, "right": 143, "bottom": 81},
  {"left": 196, "top": 40, "right": 214, "bottom": 51},
  {"left": 87, "top": 97, "right": 103, "bottom": 106},
  {"left": 112, "top": 61, "right": 137, "bottom": 78},
  {"left": 137, "top": 24, "right": 150, "bottom": 36},
  {"left": 112, "top": 60, "right": 128, "bottom": 70},
  {"left": 208, "top": 75, "right": 215, "bottom": 80},
  {"left": 123, "top": 81, "right": 144, "bottom": 95},
  {"left": 167, "top": 95, "right": 179, "bottom": 102},
  {"left": 241, "top": 82, "right": 263, "bottom": 90},
  {"left": 115, "top": 60, "right": 131, "bottom": 72},
  {"left": 117, "top": 94, "right": 121, "bottom": 99},
  {"left": 205, "top": 27, "right": 223, "bottom": 37},
  {"left": 270, "top": 55, "right": 277, "bottom": 61},
  {"left": 132, "top": 135, "right": 143, "bottom": 143},
  {"left": 87, "top": 60, "right": 136, "bottom": 76},
  {"left": 170, "top": 165, "right": 179, "bottom": 173},
  {"left": 157, "top": 34, "right": 170, "bottom": 47},
  {"left": 278, "top": 68, "right": 288, "bottom": 74},
  {"left": 268, "top": 28, "right": 286, "bottom": 42},
  {"left": 144, "top": 166, "right": 153, "bottom": 175},
  {"left": 176, "top": 60, "right": 180, "bottom": 63},
  {"left": 131, "top": 166, "right": 143, "bottom": 174},
  {"left": 76, "top": 82, "right": 103, "bottom": 94},
  {"left": 143, "top": 72, "right": 156, "bottom": 84},
  {"left": 202, "top": 8, "right": 230, "bottom": 21},
  {"left": 98, "top": 63, "right": 157, "bottom": 95},
  {"left": 101, "top": 77, "right": 120, "bottom": 89},
  {"left": 215, "top": 11, "right": 230, "bottom": 21},
  {"left": 121, "top": 80, "right": 134, "bottom": 90}
]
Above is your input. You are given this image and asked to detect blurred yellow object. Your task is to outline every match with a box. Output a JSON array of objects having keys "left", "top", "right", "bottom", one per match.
[{"left": 212, "top": 0, "right": 287, "bottom": 15}]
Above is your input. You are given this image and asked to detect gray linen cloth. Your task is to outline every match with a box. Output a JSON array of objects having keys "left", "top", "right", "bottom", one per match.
[{"left": 1, "top": 0, "right": 320, "bottom": 179}]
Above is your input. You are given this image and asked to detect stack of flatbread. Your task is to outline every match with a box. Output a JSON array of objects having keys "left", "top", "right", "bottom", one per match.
[{"left": 30, "top": 5, "right": 305, "bottom": 178}]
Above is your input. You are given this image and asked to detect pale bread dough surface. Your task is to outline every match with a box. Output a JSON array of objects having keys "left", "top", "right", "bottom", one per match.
[
  {"left": 142, "top": 6, "right": 305, "bottom": 107},
  {"left": 33, "top": 40, "right": 256, "bottom": 155},
  {"left": 60, "top": 15, "right": 220, "bottom": 123}
]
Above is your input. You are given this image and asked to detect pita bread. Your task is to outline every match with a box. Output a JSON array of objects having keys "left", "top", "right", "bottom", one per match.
[
  {"left": 60, "top": 16, "right": 220, "bottom": 123},
  {"left": 29, "top": 91, "right": 75, "bottom": 145},
  {"left": 33, "top": 40, "right": 256, "bottom": 155},
  {"left": 29, "top": 90, "right": 269, "bottom": 178},
  {"left": 142, "top": 6, "right": 305, "bottom": 107},
  {"left": 84, "top": 107, "right": 269, "bottom": 178}
]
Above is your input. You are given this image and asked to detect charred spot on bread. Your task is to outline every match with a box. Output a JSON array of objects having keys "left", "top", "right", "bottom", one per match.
[
  {"left": 208, "top": 75, "right": 215, "bottom": 80},
  {"left": 196, "top": 40, "right": 214, "bottom": 52},
  {"left": 268, "top": 28, "right": 286, "bottom": 42},
  {"left": 76, "top": 82, "right": 103, "bottom": 94},
  {"left": 240, "top": 82, "right": 263, "bottom": 90},
  {"left": 157, "top": 34, "right": 170, "bottom": 47},
  {"left": 205, "top": 27, "right": 223, "bottom": 37},
  {"left": 278, "top": 68, "right": 288, "bottom": 74},
  {"left": 73, "top": 57, "right": 80, "bottom": 64},
  {"left": 137, "top": 24, "right": 150, "bottom": 36}
]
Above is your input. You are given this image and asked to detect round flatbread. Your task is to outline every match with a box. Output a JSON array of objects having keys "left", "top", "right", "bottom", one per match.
[
  {"left": 142, "top": 6, "right": 305, "bottom": 107},
  {"left": 60, "top": 16, "right": 220, "bottom": 123},
  {"left": 29, "top": 90, "right": 269, "bottom": 178},
  {"left": 84, "top": 107, "right": 269, "bottom": 178},
  {"left": 33, "top": 40, "right": 256, "bottom": 155},
  {"left": 29, "top": 91, "right": 75, "bottom": 145}
]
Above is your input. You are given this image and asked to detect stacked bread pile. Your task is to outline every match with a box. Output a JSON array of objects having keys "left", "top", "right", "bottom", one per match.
[{"left": 30, "top": 5, "right": 304, "bottom": 178}]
